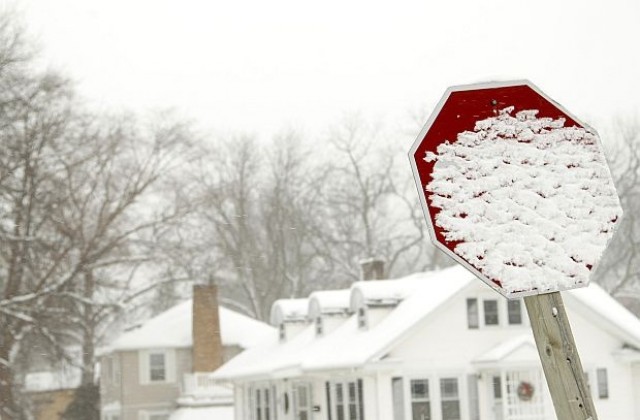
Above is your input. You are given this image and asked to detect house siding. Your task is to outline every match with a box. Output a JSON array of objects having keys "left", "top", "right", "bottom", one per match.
[
  {"left": 633, "top": 364, "right": 640, "bottom": 419},
  {"left": 389, "top": 282, "right": 638, "bottom": 420},
  {"left": 223, "top": 278, "right": 640, "bottom": 420}
]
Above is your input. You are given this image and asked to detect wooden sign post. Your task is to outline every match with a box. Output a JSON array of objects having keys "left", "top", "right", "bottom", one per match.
[
  {"left": 525, "top": 293, "right": 597, "bottom": 419},
  {"left": 409, "top": 81, "right": 622, "bottom": 420}
]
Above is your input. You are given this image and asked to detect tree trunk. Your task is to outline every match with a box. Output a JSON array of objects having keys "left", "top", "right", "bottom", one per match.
[
  {"left": 0, "top": 328, "right": 19, "bottom": 420},
  {"left": 81, "top": 271, "right": 95, "bottom": 386}
]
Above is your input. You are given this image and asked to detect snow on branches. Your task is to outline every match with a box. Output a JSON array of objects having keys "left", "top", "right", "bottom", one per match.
[{"left": 425, "top": 107, "right": 622, "bottom": 294}]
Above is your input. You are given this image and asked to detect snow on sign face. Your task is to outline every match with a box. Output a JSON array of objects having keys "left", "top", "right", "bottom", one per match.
[{"left": 409, "top": 81, "right": 622, "bottom": 298}]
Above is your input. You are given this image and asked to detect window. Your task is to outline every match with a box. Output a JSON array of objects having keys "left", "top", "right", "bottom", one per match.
[
  {"left": 358, "top": 307, "right": 367, "bottom": 329},
  {"left": 348, "top": 382, "right": 358, "bottom": 420},
  {"left": 466, "top": 299, "right": 479, "bottom": 329},
  {"left": 492, "top": 376, "right": 502, "bottom": 399},
  {"left": 410, "top": 379, "right": 430, "bottom": 420},
  {"left": 507, "top": 300, "right": 522, "bottom": 325},
  {"left": 315, "top": 316, "right": 323, "bottom": 335},
  {"left": 149, "top": 353, "right": 166, "bottom": 381},
  {"left": 264, "top": 388, "right": 271, "bottom": 420},
  {"left": 279, "top": 323, "right": 286, "bottom": 341},
  {"left": 256, "top": 389, "right": 262, "bottom": 420},
  {"left": 596, "top": 368, "right": 608, "bottom": 399},
  {"left": 336, "top": 383, "right": 345, "bottom": 420},
  {"left": 139, "top": 349, "right": 174, "bottom": 384},
  {"left": 330, "top": 380, "right": 363, "bottom": 420},
  {"left": 483, "top": 300, "right": 499, "bottom": 325},
  {"left": 251, "top": 384, "right": 275, "bottom": 420},
  {"left": 440, "top": 378, "right": 461, "bottom": 420}
]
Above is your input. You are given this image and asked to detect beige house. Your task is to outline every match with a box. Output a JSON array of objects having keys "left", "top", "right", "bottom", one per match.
[{"left": 100, "top": 285, "right": 274, "bottom": 420}]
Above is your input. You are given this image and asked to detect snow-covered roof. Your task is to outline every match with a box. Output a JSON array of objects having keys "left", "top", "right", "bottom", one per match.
[
  {"left": 308, "top": 290, "right": 351, "bottom": 318},
  {"left": 473, "top": 334, "right": 538, "bottom": 366},
  {"left": 349, "top": 275, "right": 427, "bottom": 310},
  {"left": 270, "top": 299, "right": 309, "bottom": 325},
  {"left": 213, "top": 265, "right": 640, "bottom": 381},
  {"left": 566, "top": 283, "right": 640, "bottom": 349},
  {"left": 107, "top": 301, "right": 275, "bottom": 352},
  {"left": 213, "top": 266, "right": 474, "bottom": 380}
]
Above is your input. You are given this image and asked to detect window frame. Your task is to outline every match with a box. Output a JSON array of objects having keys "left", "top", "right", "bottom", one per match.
[
  {"left": 250, "top": 383, "right": 276, "bottom": 420},
  {"left": 328, "top": 379, "right": 364, "bottom": 420},
  {"left": 466, "top": 298, "right": 479, "bottom": 329},
  {"left": 482, "top": 299, "right": 499, "bottom": 326},
  {"left": 410, "top": 378, "right": 431, "bottom": 420},
  {"left": 596, "top": 368, "right": 609, "bottom": 399},
  {"left": 439, "top": 377, "right": 461, "bottom": 420},
  {"left": 138, "top": 349, "right": 175, "bottom": 385},
  {"left": 149, "top": 352, "right": 166, "bottom": 382}
]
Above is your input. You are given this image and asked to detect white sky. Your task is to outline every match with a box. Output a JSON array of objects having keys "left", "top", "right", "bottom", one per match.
[{"left": 16, "top": 0, "right": 640, "bottom": 141}]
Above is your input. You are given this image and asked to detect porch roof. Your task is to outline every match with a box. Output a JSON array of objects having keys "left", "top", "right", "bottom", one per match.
[{"left": 472, "top": 334, "right": 540, "bottom": 368}]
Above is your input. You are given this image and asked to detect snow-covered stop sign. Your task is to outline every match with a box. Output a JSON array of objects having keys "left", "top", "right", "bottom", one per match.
[{"left": 409, "top": 81, "right": 622, "bottom": 298}]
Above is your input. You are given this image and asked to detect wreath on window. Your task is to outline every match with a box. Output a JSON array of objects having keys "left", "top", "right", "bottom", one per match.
[{"left": 517, "top": 381, "right": 535, "bottom": 401}]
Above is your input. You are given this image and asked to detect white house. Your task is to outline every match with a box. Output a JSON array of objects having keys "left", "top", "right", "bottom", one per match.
[
  {"left": 212, "top": 265, "right": 640, "bottom": 420},
  {"left": 100, "top": 285, "right": 275, "bottom": 420}
]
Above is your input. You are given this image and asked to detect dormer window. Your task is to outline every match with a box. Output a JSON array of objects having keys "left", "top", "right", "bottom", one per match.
[
  {"left": 357, "top": 307, "right": 367, "bottom": 329},
  {"left": 315, "top": 316, "right": 323, "bottom": 335}
]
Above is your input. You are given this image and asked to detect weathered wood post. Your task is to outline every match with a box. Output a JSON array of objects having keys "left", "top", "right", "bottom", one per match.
[{"left": 525, "top": 293, "right": 598, "bottom": 419}]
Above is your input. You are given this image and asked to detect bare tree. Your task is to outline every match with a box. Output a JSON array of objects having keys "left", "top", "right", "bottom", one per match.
[
  {"left": 0, "top": 35, "right": 196, "bottom": 416},
  {"left": 595, "top": 118, "right": 640, "bottom": 299},
  {"left": 316, "top": 116, "right": 446, "bottom": 285},
  {"left": 190, "top": 133, "right": 326, "bottom": 320}
]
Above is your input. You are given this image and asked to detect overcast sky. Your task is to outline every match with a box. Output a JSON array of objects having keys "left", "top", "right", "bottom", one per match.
[{"left": 17, "top": 0, "right": 640, "bottom": 141}]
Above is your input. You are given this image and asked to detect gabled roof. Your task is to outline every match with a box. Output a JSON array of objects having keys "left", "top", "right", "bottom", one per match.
[
  {"left": 107, "top": 300, "right": 275, "bottom": 352},
  {"left": 213, "top": 266, "right": 474, "bottom": 379},
  {"left": 270, "top": 299, "right": 309, "bottom": 324},
  {"left": 472, "top": 334, "right": 539, "bottom": 366},
  {"left": 308, "top": 290, "right": 351, "bottom": 318},
  {"left": 213, "top": 264, "right": 640, "bottom": 381},
  {"left": 566, "top": 284, "right": 640, "bottom": 349}
]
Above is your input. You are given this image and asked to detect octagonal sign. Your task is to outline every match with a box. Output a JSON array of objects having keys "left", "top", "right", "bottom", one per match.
[{"left": 409, "top": 80, "right": 622, "bottom": 298}]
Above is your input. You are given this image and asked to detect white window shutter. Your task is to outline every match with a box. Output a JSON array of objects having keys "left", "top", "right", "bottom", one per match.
[
  {"left": 139, "top": 351, "right": 149, "bottom": 385},
  {"left": 166, "top": 349, "right": 176, "bottom": 383}
]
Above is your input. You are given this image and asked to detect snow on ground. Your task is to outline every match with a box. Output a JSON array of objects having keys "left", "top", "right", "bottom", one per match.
[{"left": 425, "top": 107, "right": 622, "bottom": 294}]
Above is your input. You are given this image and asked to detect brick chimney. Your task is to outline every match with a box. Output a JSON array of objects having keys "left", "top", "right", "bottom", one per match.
[
  {"left": 192, "top": 284, "right": 223, "bottom": 372},
  {"left": 360, "top": 258, "right": 385, "bottom": 280}
]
